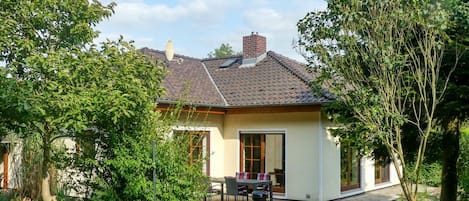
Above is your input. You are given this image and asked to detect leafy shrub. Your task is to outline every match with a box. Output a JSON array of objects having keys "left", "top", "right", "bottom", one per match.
[
  {"left": 459, "top": 127, "right": 469, "bottom": 200},
  {"left": 406, "top": 162, "right": 442, "bottom": 187}
]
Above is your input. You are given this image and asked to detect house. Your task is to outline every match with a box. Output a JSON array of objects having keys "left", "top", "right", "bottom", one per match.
[{"left": 140, "top": 32, "right": 401, "bottom": 201}]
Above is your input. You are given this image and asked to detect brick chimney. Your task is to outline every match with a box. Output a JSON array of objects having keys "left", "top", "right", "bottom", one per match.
[{"left": 241, "top": 32, "right": 266, "bottom": 67}]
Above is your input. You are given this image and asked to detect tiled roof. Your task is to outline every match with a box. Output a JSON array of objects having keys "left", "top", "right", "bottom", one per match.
[
  {"left": 140, "top": 48, "right": 332, "bottom": 107},
  {"left": 140, "top": 48, "right": 226, "bottom": 106}
]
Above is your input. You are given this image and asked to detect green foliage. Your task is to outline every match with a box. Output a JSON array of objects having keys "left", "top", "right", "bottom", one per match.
[
  {"left": 0, "top": 0, "right": 209, "bottom": 200},
  {"left": 0, "top": 190, "right": 21, "bottom": 201},
  {"left": 81, "top": 104, "right": 208, "bottom": 201},
  {"left": 459, "top": 127, "right": 469, "bottom": 199},
  {"left": 406, "top": 162, "right": 442, "bottom": 187},
  {"left": 297, "top": 1, "right": 465, "bottom": 200},
  {"left": 207, "top": 43, "right": 240, "bottom": 58}
]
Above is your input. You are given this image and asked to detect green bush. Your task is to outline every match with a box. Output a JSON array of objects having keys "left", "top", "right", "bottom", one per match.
[
  {"left": 459, "top": 127, "right": 469, "bottom": 200},
  {"left": 406, "top": 162, "right": 442, "bottom": 187},
  {"left": 71, "top": 104, "right": 208, "bottom": 201}
]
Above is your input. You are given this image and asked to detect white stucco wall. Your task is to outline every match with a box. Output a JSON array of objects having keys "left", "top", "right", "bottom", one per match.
[
  {"left": 322, "top": 126, "right": 341, "bottom": 200},
  {"left": 223, "top": 111, "right": 321, "bottom": 200}
]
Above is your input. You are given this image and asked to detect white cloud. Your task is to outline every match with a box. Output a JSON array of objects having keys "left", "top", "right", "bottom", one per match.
[
  {"left": 243, "top": 8, "right": 290, "bottom": 31},
  {"left": 100, "top": 0, "right": 240, "bottom": 29},
  {"left": 94, "top": 32, "right": 154, "bottom": 47},
  {"left": 95, "top": 0, "right": 326, "bottom": 62}
]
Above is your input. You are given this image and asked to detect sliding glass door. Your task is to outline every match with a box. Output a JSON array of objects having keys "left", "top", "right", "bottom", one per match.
[{"left": 240, "top": 133, "right": 285, "bottom": 193}]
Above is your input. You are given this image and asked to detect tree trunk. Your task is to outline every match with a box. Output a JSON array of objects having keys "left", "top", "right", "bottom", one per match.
[
  {"left": 440, "top": 118, "right": 460, "bottom": 201},
  {"left": 41, "top": 133, "right": 56, "bottom": 201}
]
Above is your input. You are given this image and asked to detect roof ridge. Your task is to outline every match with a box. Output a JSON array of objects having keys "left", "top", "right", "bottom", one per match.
[
  {"left": 267, "top": 51, "right": 311, "bottom": 85},
  {"left": 139, "top": 47, "right": 201, "bottom": 61},
  {"left": 201, "top": 62, "right": 229, "bottom": 106},
  {"left": 202, "top": 55, "right": 242, "bottom": 61}
]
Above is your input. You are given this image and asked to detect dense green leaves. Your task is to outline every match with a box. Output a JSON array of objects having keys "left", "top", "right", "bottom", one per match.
[
  {"left": 298, "top": 1, "right": 465, "bottom": 200},
  {"left": 0, "top": 0, "right": 204, "bottom": 200},
  {"left": 207, "top": 43, "right": 240, "bottom": 58}
]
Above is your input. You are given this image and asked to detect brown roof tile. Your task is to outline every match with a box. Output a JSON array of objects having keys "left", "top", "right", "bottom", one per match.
[
  {"left": 202, "top": 51, "right": 330, "bottom": 106},
  {"left": 140, "top": 48, "right": 331, "bottom": 107},
  {"left": 141, "top": 48, "right": 226, "bottom": 106}
]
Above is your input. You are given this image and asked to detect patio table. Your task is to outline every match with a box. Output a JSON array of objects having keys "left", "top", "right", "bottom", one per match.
[
  {"left": 237, "top": 179, "right": 273, "bottom": 201},
  {"left": 210, "top": 177, "right": 273, "bottom": 201}
]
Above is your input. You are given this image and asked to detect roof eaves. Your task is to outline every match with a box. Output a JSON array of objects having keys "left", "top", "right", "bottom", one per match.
[
  {"left": 224, "top": 102, "right": 329, "bottom": 109},
  {"left": 156, "top": 99, "right": 226, "bottom": 108}
]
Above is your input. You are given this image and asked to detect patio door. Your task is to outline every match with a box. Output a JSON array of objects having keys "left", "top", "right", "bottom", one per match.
[
  {"left": 240, "top": 133, "right": 285, "bottom": 193},
  {"left": 240, "top": 134, "right": 265, "bottom": 179}
]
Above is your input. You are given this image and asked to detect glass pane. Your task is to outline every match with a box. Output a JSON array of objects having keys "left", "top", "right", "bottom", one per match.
[
  {"left": 193, "top": 148, "right": 200, "bottom": 160},
  {"left": 254, "top": 147, "right": 261, "bottom": 158},
  {"left": 253, "top": 161, "right": 261, "bottom": 173},
  {"left": 351, "top": 160, "right": 359, "bottom": 184},
  {"left": 340, "top": 143, "right": 361, "bottom": 190},
  {"left": 245, "top": 148, "right": 251, "bottom": 159},
  {"left": 375, "top": 166, "right": 381, "bottom": 180},
  {"left": 244, "top": 135, "right": 251, "bottom": 145},
  {"left": 254, "top": 135, "right": 260, "bottom": 145}
]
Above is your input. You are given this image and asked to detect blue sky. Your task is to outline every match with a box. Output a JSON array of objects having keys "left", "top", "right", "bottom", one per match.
[{"left": 96, "top": 0, "right": 327, "bottom": 61}]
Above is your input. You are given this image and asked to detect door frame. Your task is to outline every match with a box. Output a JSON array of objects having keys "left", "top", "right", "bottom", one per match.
[{"left": 238, "top": 129, "right": 287, "bottom": 194}]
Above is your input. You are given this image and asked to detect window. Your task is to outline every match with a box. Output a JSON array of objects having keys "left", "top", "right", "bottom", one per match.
[
  {"left": 375, "top": 158, "right": 390, "bottom": 184},
  {"left": 240, "top": 133, "right": 285, "bottom": 193},
  {"left": 340, "top": 143, "right": 361, "bottom": 191},
  {"left": 174, "top": 131, "right": 210, "bottom": 176}
]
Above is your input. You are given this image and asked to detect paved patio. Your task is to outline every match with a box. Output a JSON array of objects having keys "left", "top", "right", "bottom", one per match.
[
  {"left": 206, "top": 185, "right": 440, "bottom": 201},
  {"left": 336, "top": 185, "right": 440, "bottom": 201}
]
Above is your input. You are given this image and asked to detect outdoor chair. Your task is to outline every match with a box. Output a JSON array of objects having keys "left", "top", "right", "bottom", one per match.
[
  {"left": 274, "top": 168, "right": 284, "bottom": 187},
  {"left": 235, "top": 172, "right": 250, "bottom": 193},
  {"left": 225, "top": 176, "right": 248, "bottom": 201},
  {"left": 204, "top": 182, "right": 221, "bottom": 201},
  {"left": 256, "top": 172, "right": 271, "bottom": 191}
]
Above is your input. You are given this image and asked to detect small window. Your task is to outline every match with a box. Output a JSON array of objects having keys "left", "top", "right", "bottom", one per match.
[
  {"left": 219, "top": 58, "right": 238, "bottom": 68},
  {"left": 173, "top": 131, "right": 210, "bottom": 176},
  {"left": 375, "top": 158, "right": 390, "bottom": 184}
]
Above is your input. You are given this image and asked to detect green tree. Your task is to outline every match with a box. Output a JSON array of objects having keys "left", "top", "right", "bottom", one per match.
[
  {"left": 435, "top": 1, "right": 469, "bottom": 200},
  {"left": 0, "top": 0, "right": 172, "bottom": 200},
  {"left": 0, "top": 1, "right": 115, "bottom": 200},
  {"left": 298, "top": 1, "right": 461, "bottom": 200},
  {"left": 436, "top": 49, "right": 469, "bottom": 201},
  {"left": 207, "top": 43, "right": 240, "bottom": 58}
]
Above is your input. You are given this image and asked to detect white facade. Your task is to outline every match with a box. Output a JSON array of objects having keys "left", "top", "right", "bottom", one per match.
[
  {"left": 177, "top": 109, "right": 401, "bottom": 201},
  {"left": 1, "top": 108, "right": 401, "bottom": 200}
]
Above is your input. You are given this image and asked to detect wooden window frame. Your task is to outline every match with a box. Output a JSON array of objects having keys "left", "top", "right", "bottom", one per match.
[
  {"left": 175, "top": 131, "right": 211, "bottom": 176},
  {"left": 340, "top": 145, "right": 361, "bottom": 191},
  {"left": 375, "top": 159, "right": 390, "bottom": 184},
  {"left": 240, "top": 134, "right": 265, "bottom": 179}
]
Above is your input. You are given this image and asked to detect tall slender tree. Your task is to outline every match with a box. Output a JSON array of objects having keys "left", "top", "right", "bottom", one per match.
[{"left": 298, "top": 1, "right": 462, "bottom": 200}]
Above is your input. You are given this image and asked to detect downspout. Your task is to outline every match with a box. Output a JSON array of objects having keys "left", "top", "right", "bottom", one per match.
[{"left": 318, "top": 112, "right": 324, "bottom": 201}]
